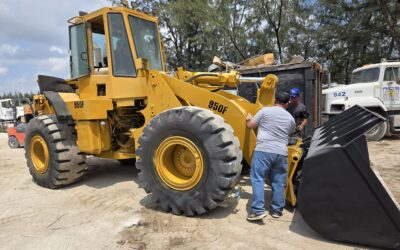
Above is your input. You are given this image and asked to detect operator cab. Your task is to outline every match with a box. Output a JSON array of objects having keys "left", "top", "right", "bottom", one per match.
[{"left": 69, "top": 7, "right": 165, "bottom": 80}]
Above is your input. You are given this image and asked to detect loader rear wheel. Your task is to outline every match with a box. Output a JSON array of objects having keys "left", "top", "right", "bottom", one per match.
[
  {"left": 136, "top": 107, "right": 242, "bottom": 216},
  {"left": 25, "top": 115, "right": 86, "bottom": 189}
]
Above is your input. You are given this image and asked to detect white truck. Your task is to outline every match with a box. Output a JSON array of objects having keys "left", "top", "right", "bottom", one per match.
[
  {"left": 323, "top": 61, "right": 400, "bottom": 141},
  {"left": 0, "top": 99, "right": 24, "bottom": 124}
]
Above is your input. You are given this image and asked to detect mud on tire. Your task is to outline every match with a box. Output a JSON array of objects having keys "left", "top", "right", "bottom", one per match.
[
  {"left": 25, "top": 115, "right": 86, "bottom": 189},
  {"left": 136, "top": 107, "right": 242, "bottom": 216}
]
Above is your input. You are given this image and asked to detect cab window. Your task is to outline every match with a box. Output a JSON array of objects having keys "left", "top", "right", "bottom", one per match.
[
  {"left": 384, "top": 67, "right": 399, "bottom": 81},
  {"left": 108, "top": 13, "right": 136, "bottom": 77},
  {"left": 70, "top": 23, "right": 89, "bottom": 79},
  {"left": 1, "top": 101, "right": 10, "bottom": 109},
  {"left": 90, "top": 16, "right": 108, "bottom": 73},
  {"left": 129, "top": 16, "right": 162, "bottom": 70}
]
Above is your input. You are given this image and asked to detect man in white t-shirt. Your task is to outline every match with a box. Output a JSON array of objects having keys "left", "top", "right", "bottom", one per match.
[{"left": 245, "top": 92, "right": 296, "bottom": 221}]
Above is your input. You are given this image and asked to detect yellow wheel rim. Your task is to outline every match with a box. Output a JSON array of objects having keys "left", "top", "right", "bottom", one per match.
[
  {"left": 30, "top": 135, "right": 49, "bottom": 174},
  {"left": 154, "top": 136, "right": 204, "bottom": 191}
]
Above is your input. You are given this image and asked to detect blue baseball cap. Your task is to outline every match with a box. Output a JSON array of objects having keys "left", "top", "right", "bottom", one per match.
[{"left": 290, "top": 88, "right": 301, "bottom": 97}]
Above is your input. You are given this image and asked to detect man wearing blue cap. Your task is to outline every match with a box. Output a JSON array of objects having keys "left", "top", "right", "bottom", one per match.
[{"left": 287, "top": 88, "right": 309, "bottom": 133}]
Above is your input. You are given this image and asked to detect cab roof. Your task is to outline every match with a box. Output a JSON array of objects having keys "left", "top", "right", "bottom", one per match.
[
  {"left": 68, "top": 6, "right": 158, "bottom": 25},
  {"left": 353, "top": 61, "right": 400, "bottom": 72}
]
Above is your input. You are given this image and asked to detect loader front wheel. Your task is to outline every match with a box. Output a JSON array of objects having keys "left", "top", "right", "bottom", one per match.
[
  {"left": 136, "top": 107, "right": 242, "bottom": 216},
  {"left": 25, "top": 115, "right": 86, "bottom": 189}
]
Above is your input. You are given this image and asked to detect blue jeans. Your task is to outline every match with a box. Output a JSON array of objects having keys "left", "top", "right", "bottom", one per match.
[{"left": 250, "top": 151, "right": 288, "bottom": 215}]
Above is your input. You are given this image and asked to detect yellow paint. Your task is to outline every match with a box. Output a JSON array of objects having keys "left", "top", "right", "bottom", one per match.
[
  {"left": 32, "top": 95, "right": 55, "bottom": 116},
  {"left": 59, "top": 93, "right": 113, "bottom": 120},
  {"left": 256, "top": 74, "right": 278, "bottom": 107},
  {"left": 30, "top": 135, "right": 49, "bottom": 174},
  {"left": 242, "top": 53, "right": 274, "bottom": 67},
  {"left": 160, "top": 71, "right": 267, "bottom": 164},
  {"left": 96, "top": 151, "right": 136, "bottom": 160},
  {"left": 154, "top": 136, "right": 204, "bottom": 191},
  {"left": 285, "top": 139, "right": 304, "bottom": 206},
  {"left": 76, "top": 120, "right": 111, "bottom": 154}
]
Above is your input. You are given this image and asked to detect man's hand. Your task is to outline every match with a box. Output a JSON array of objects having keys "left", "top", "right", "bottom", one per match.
[
  {"left": 246, "top": 113, "right": 258, "bottom": 129},
  {"left": 298, "top": 118, "right": 308, "bottom": 131},
  {"left": 246, "top": 113, "right": 253, "bottom": 121}
]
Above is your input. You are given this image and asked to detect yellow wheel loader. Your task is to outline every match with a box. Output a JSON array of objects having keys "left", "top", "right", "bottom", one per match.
[{"left": 24, "top": 6, "right": 399, "bottom": 249}]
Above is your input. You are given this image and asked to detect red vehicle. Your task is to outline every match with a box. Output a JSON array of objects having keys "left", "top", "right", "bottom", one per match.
[
  {"left": 6, "top": 98, "right": 33, "bottom": 149},
  {"left": 7, "top": 126, "right": 25, "bottom": 148}
]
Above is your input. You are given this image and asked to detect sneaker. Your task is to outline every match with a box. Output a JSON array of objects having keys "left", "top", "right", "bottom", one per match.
[
  {"left": 270, "top": 211, "right": 283, "bottom": 218},
  {"left": 246, "top": 212, "right": 267, "bottom": 221}
]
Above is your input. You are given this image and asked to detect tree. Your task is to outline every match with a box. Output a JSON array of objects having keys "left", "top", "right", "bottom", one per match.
[
  {"left": 262, "top": 0, "right": 284, "bottom": 63},
  {"left": 130, "top": 0, "right": 400, "bottom": 84},
  {"left": 377, "top": 0, "right": 400, "bottom": 52}
]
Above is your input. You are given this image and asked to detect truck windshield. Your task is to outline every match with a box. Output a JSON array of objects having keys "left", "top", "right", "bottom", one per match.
[
  {"left": 129, "top": 16, "right": 163, "bottom": 71},
  {"left": 351, "top": 68, "right": 380, "bottom": 84}
]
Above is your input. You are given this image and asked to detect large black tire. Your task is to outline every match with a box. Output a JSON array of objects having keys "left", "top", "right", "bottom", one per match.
[
  {"left": 366, "top": 120, "right": 387, "bottom": 141},
  {"left": 24, "top": 115, "right": 86, "bottom": 189},
  {"left": 136, "top": 107, "right": 242, "bottom": 216},
  {"left": 8, "top": 136, "right": 20, "bottom": 149}
]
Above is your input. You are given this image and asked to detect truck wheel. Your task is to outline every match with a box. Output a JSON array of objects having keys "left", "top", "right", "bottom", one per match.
[
  {"left": 366, "top": 120, "right": 387, "bottom": 141},
  {"left": 8, "top": 136, "right": 20, "bottom": 149},
  {"left": 136, "top": 107, "right": 242, "bottom": 216},
  {"left": 24, "top": 115, "right": 86, "bottom": 189}
]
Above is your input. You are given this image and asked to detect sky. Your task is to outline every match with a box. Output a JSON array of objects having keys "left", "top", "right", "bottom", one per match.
[{"left": 0, "top": 0, "right": 112, "bottom": 94}]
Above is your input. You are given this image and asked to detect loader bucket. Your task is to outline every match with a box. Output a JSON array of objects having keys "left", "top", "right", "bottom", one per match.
[{"left": 297, "top": 105, "right": 400, "bottom": 249}]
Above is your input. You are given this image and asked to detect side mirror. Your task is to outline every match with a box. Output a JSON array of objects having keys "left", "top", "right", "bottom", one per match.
[{"left": 135, "top": 58, "right": 149, "bottom": 71}]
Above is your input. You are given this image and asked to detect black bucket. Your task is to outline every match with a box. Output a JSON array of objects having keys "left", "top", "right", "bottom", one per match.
[{"left": 297, "top": 105, "right": 400, "bottom": 249}]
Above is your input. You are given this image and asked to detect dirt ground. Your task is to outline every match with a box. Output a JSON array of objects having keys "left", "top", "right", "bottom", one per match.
[{"left": 0, "top": 133, "right": 398, "bottom": 250}]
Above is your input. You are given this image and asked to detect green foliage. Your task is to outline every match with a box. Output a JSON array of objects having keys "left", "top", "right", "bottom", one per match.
[
  {"left": 0, "top": 91, "right": 36, "bottom": 101},
  {"left": 137, "top": 0, "right": 400, "bottom": 84},
  {"left": 8, "top": 0, "right": 400, "bottom": 96}
]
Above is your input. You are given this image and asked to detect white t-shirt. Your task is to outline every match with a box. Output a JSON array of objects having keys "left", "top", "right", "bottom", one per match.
[{"left": 252, "top": 106, "right": 296, "bottom": 156}]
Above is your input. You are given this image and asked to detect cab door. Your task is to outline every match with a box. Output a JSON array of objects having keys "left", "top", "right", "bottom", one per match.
[{"left": 381, "top": 66, "right": 400, "bottom": 110}]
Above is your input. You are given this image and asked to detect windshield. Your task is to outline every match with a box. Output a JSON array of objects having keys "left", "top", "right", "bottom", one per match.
[
  {"left": 129, "top": 16, "right": 163, "bottom": 71},
  {"left": 351, "top": 68, "right": 380, "bottom": 84}
]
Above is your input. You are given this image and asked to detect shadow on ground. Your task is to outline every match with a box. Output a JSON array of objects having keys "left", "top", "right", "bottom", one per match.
[{"left": 65, "top": 156, "right": 139, "bottom": 189}]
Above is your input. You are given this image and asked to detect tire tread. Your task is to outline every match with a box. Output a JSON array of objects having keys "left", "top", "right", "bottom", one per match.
[{"left": 25, "top": 115, "right": 86, "bottom": 189}]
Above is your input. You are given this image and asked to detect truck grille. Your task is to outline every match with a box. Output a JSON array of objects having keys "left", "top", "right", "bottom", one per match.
[{"left": 330, "top": 104, "right": 345, "bottom": 112}]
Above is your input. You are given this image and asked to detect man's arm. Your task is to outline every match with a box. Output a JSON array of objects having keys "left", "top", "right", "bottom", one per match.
[
  {"left": 246, "top": 113, "right": 258, "bottom": 129},
  {"left": 297, "top": 106, "right": 310, "bottom": 131},
  {"left": 298, "top": 118, "right": 308, "bottom": 130}
]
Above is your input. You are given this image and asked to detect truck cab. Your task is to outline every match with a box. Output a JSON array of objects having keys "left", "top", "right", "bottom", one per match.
[
  {"left": 0, "top": 99, "right": 24, "bottom": 123},
  {"left": 322, "top": 62, "right": 400, "bottom": 140}
]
